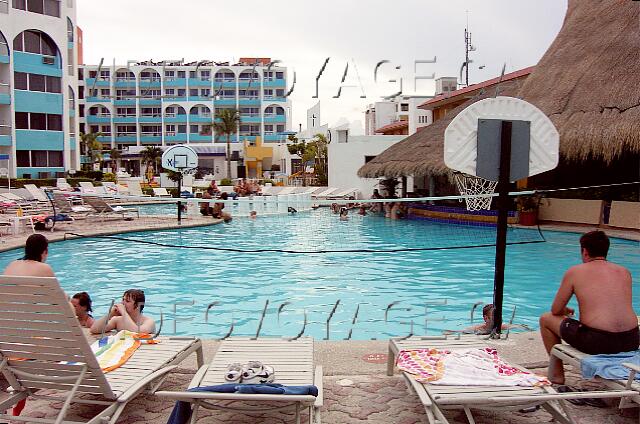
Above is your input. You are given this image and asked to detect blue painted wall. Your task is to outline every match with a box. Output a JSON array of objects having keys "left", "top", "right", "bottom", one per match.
[
  {"left": 15, "top": 130, "right": 64, "bottom": 150},
  {"left": 14, "top": 91, "right": 63, "bottom": 114},
  {"left": 13, "top": 52, "right": 62, "bottom": 77}
]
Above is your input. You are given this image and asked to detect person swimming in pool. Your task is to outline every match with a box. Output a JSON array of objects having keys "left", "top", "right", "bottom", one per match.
[
  {"left": 539, "top": 230, "right": 638, "bottom": 384},
  {"left": 70, "top": 292, "right": 95, "bottom": 328}
]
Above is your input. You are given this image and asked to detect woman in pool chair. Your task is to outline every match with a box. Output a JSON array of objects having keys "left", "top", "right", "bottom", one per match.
[{"left": 90, "top": 289, "right": 156, "bottom": 334}]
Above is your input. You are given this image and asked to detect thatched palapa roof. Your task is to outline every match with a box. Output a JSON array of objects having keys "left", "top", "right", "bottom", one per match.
[{"left": 359, "top": 0, "right": 640, "bottom": 179}]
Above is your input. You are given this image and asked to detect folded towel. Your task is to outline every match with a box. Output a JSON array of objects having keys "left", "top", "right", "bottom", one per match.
[
  {"left": 90, "top": 330, "right": 141, "bottom": 372},
  {"left": 166, "top": 384, "right": 319, "bottom": 424},
  {"left": 581, "top": 350, "right": 640, "bottom": 380},
  {"left": 397, "top": 347, "right": 550, "bottom": 386}
]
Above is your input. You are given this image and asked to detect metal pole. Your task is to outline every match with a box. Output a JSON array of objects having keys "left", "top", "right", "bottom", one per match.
[
  {"left": 492, "top": 120, "right": 512, "bottom": 335},
  {"left": 177, "top": 173, "right": 182, "bottom": 224}
]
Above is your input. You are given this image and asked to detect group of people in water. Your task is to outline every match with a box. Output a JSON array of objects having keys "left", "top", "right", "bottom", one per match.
[
  {"left": 4, "top": 234, "right": 156, "bottom": 334},
  {"left": 332, "top": 189, "right": 408, "bottom": 221},
  {"left": 199, "top": 179, "right": 264, "bottom": 222}
]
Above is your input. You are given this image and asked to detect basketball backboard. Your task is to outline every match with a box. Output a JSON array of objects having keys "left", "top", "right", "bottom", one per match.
[
  {"left": 161, "top": 145, "right": 198, "bottom": 172},
  {"left": 444, "top": 96, "right": 559, "bottom": 182}
]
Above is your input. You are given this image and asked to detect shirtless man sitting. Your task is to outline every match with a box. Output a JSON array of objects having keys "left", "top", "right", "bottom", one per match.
[
  {"left": 539, "top": 230, "right": 638, "bottom": 384},
  {"left": 90, "top": 289, "right": 156, "bottom": 334}
]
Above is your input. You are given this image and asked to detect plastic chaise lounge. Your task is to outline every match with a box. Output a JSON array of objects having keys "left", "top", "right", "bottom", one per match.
[
  {"left": 326, "top": 187, "right": 359, "bottom": 199},
  {"left": 311, "top": 187, "right": 338, "bottom": 199},
  {"left": 551, "top": 343, "right": 640, "bottom": 413},
  {"left": 157, "top": 337, "right": 323, "bottom": 424},
  {"left": 83, "top": 196, "right": 140, "bottom": 220},
  {"left": 388, "top": 335, "right": 633, "bottom": 424},
  {"left": 153, "top": 187, "right": 172, "bottom": 197},
  {"left": 0, "top": 275, "right": 204, "bottom": 424}
]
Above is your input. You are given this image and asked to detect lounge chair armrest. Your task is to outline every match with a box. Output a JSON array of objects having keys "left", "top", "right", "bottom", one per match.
[
  {"left": 119, "top": 365, "right": 178, "bottom": 402},
  {"left": 188, "top": 364, "right": 210, "bottom": 389},
  {"left": 314, "top": 365, "right": 323, "bottom": 407},
  {"left": 622, "top": 362, "right": 640, "bottom": 373}
]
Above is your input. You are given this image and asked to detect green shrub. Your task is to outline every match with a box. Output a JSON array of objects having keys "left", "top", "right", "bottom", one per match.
[
  {"left": 167, "top": 188, "right": 179, "bottom": 198},
  {"left": 220, "top": 178, "right": 232, "bottom": 186},
  {"left": 102, "top": 173, "right": 116, "bottom": 182},
  {"left": 143, "top": 188, "right": 154, "bottom": 196}
]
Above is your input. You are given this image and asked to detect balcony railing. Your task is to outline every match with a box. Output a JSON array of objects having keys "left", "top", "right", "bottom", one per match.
[
  {"left": 116, "top": 132, "right": 137, "bottom": 137},
  {"left": 141, "top": 132, "right": 162, "bottom": 137},
  {"left": 140, "top": 77, "right": 161, "bottom": 82},
  {"left": 190, "top": 114, "right": 211, "bottom": 119},
  {"left": 115, "top": 77, "right": 135, "bottom": 82},
  {"left": 141, "top": 114, "right": 162, "bottom": 118},
  {"left": 214, "top": 78, "right": 236, "bottom": 83}
]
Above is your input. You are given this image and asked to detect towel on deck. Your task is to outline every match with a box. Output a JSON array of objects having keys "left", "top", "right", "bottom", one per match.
[
  {"left": 90, "top": 330, "right": 141, "bottom": 372},
  {"left": 166, "top": 384, "right": 319, "bottom": 424},
  {"left": 581, "top": 350, "right": 640, "bottom": 380},
  {"left": 397, "top": 347, "right": 550, "bottom": 386}
]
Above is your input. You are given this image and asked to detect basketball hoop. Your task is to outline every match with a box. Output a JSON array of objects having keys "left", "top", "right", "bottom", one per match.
[{"left": 453, "top": 172, "right": 497, "bottom": 211}]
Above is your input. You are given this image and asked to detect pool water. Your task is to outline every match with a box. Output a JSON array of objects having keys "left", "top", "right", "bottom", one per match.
[{"left": 1, "top": 210, "right": 637, "bottom": 340}]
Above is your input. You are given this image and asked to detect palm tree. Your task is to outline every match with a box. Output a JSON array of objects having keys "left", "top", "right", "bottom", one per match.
[
  {"left": 213, "top": 108, "right": 240, "bottom": 179},
  {"left": 140, "top": 146, "right": 162, "bottom": 183},
  {"left": 108, "top": 148, "right": 122, "bottom": 173},
  {"left": 80, "top": 132, "right": 103, "bottom": 171}
]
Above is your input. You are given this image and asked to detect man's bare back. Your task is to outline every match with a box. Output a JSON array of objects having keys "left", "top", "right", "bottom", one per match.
[
  {"left": 565, "top": 260, "right": 636, "bottom": 332},
  {"left": 4, "top": 259, "right": 55, "bottom": 277}
]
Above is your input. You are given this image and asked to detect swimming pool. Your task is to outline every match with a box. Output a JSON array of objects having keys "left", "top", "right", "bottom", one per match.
[{"left": 1, "top": 210, "right": 637, "bottom": 340}]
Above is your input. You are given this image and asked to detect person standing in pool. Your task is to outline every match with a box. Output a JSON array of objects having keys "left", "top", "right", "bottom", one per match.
[
  {"left": 71, "top": 292, "right": 95, "bottom": 328},
  {"left": 539, "top": 230, "right": 638, "bottom": 384},
  {"left": 3, "top": 234, "right": 55, "bottom": 277},
  {"left": 90, "top": 289, "right": 156, "bottom": 334}
]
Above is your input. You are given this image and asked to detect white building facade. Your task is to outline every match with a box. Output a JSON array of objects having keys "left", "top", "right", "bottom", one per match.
[{"left": 0, "top": 0, "right": 80, "bottom": 178}]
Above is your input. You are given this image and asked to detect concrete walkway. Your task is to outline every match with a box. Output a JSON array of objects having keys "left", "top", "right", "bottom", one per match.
[{"left": 7, "top": 332, "right": 638, "bottom": 423}]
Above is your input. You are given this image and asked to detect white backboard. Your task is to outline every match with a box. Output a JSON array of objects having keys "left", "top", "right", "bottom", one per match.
[
  {"left": 161, "top": 145, "right": 198, "bottom": 172},
  {"left": 444, "top": 96, "right": 559, "bottom": 181}
]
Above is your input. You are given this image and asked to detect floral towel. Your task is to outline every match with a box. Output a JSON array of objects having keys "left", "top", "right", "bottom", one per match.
[{"left": 396, "top": 347, "right": 550, "bottom": 386}]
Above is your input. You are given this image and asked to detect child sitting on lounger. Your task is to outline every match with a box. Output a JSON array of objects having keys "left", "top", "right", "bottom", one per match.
[{"left": 91, "top": 289, "right": 156, "bottom": 334}]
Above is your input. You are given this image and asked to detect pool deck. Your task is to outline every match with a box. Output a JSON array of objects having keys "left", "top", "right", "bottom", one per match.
[{"left": 6, "top": 331, "right": 638, "bottom": 423}]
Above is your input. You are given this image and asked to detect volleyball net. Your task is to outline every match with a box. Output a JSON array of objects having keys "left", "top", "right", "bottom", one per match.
[{"left": 58, "top": 190, "right": 546, "bottom": 254}]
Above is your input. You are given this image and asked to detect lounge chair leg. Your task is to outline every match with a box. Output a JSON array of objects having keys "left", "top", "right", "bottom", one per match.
[
  {"left": 387, "top": 344, "right": 395, "bottom": 376},
  {"left": 541, "top": 402, "right": 575, "bottom": 424},
  {"left": 295, "top": 402, "right": 301, "bottom": 424},
  {"left": 189, "top": 401, "right": 200, "bottom": 424},
  {"left": 463, "top": 407, "right": 476, "bottom": 424}
]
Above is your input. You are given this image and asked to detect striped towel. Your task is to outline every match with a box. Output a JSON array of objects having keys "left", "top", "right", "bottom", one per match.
[{"left": 90, "top": 330, "right": 141, "bottom": 372}]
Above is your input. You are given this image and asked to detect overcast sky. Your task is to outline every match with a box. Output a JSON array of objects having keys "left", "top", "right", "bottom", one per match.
[{"left": 77, "top": 0, "right": 568, "bottom": 134}]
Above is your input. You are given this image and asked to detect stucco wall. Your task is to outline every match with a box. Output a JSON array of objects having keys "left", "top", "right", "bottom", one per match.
[
  {"left": 538, "top": 198, "right": 603, "bottom": 225},
  {"left": 609, "top": 201, "right": 640, "bottom": 229}
]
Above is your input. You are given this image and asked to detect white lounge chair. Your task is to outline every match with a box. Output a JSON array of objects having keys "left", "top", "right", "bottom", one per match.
[
  {"left": 83, "top": 196, "right": 140, "bottom": 220},
  {"left": 389, "top": 336, "right": 634, "bottom": 424},
  {"left": 326, "top": 187, "right": 359, "bottom": 199},
  {"left": 153, "top": 187, "right": 172, "bottom": 197},
  {"left": 552, "top": 344, "right": 640, "bottom": 412},
  {"left": 126, "top": 180, "right": 151, "bottom": 197},
  {"left": 157, "top": 337, "right": 323, "bottom": 424},
  {"left": 78, "top": 181, "right": 99, "bottom": 194},
  {"left": 23, "top": 184, "right": 50, "bottom": 203},
  {"left": 56, "top": 178, "right": 74, "bottom": 191},
  {"left": 276, "top": 186, "right": 298, "bottom": 196},
  {"left": 0, "top": 275, "right": 204, "bottom": 424},
  {"left": 312, "top": 187, "right": 339, "bottom": 199}
]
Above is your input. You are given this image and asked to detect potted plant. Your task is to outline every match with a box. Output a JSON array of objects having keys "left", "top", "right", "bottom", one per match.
[{"left": 517, "top": 195, "right": 540, "bottom": 226}]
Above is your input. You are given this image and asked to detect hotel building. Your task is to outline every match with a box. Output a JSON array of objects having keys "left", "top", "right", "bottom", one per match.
[
  {"left": 0, "top": 0, "right": 80, "bottom": 178},
  {"left": 78, "top": 58, "right": 291, "bottom": 176}
]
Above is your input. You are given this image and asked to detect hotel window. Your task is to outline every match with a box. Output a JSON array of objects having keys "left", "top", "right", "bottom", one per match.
[
  {"left": 400, "top": 103, "right": 409, "bottom": 112},
  {"left": 164, "top": 70, "right": 175, "bottom": 79},
  {"left": 99, "top": 70, "right": 110, "bottom": 80},
  {"left": 200, "top": 70, "right": 210, "bottom": 80},
  {"left": 177, "top": 89, "right": 186, "bottom": 97},
  {"left": 201, "top": 88, "right": 210, "bottom": 97},
  {"left": 276, "top": 124, "right": 285, "bottom": 133},
  {"left": 276, "top": 89, "right": 284, "bottom": 97},
  {"left": 100, "top": 88, "right": 110, "bottom": 97},
  {"left": 177, "top": 125, "right": 186, "bottom": 133},
  {"left": 15, "top": 112, "right": 62, "bottom": 130},
  {"left": 276, "top": 72, "right": 284, "bottom": 79},
  {"left": 165, "top": 88, "right": 175, "bottom": 96},
  {"left": 14, "top": 30, "right": 57, "bottom": 56},
  {"left": 177, "top": 71, "right": 186, "bottom": 78},
  {"left": 189, "top": 88, "right": 198, "bottom": 97},
  {"left": 264, "top": 124, "right": 273, "bottom": 133},
  {"left": 100, "top": 125, "right": 111, "bottom": 135},
  {"left": 189, "top": 71, "right": 196, "bottom": 78},
  {"left": 13, "top": 0, "right": 60, "bottom": 17},
  {"left": 89, "top": 125, "right": 99, "bottom": 133},
  {"left": 189, "top": 125, "right": 198, "bottom": 133},
  {"left": 264, "top": 89, "right": 273, "bottom": 97}
]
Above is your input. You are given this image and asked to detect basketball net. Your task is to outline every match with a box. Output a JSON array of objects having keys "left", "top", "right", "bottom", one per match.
[{"left": 453, "top": 172, "right": 497, "bottom": 211}]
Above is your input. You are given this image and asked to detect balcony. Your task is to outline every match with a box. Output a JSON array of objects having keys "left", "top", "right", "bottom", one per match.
[
  {"left": 165, "top": 133, "right": 188, "bottom": 143},
  {"left": 139, "top": 115, "right": 162, "bottom": 123},
  {"left": 189, "top": 133, "right": 213, "bottom": 142},
  {"left": 188, "top": 78, "right": 211, "bottom": 87},
  {"left": 86, "top": 78, "right": 111, "bottom": 87},
  {"left": 0, "top": 124, "right": 11, "bottom": 146},
  {"left": 115, "top": 132, "right": 137, "bottom": 142},
  {"left": 264, "top": 114, "right": 286, "bottom": 123},
  {"left": 164, "top": 114, "right": 188, "bottom": 123},
  {"left": 164, "top": 78, "right": 187, "bottom": 87},
  {"left": 189, "top": 114, "right": 212, "bottom": 123},
  {"left": 113, "top": 99, "right": 136, "bottom": 106},
  {"left": 114, "top": 79, "right": 137, "bottom": 88},
  {"left": 263, "top": 78, "right": 286, "bottom": 88},
  {"left": 140, "top": 132, "right": 162, "bottom": 143},
  {"left": 86, "top": 96, "right": 112, "bottom": 103},
  {"left": 0, "top": 83, "right": 10, "bottom": 104},
  {"left": 86, "top": 115, "right": 111, "bottom": 123},
  {"left": 113, "top": 116, "right": 136, "bottom": 123}
]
